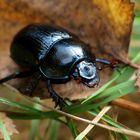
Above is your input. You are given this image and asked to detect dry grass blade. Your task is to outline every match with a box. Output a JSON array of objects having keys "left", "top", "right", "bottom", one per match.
[{"left": 75, "top": 106, "right": 111, "bottom": 140}]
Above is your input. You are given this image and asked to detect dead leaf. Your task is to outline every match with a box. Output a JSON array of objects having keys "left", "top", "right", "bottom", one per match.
[
  {"left": 0, "top": 112, "right": 19, "bottom": 139},
  {"left": 0, "top": 0, "right": 135, "bottom": 100},
  {"left": 92, "top": 0, "right": 134, "bottom": 63}
]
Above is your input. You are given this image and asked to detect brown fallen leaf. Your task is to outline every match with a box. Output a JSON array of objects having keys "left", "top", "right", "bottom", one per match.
[
  {"left": 0, "top": 0, "right": 134, "bottom": 58},
  {"left": 0, "top": 112, "right": 19, "bottom": 139},
  {"left": 0, "top": 0, "right": 135, "bottom": 100},
  {"left": 92, "top": 0, "right": 134, "bottom": 63}
]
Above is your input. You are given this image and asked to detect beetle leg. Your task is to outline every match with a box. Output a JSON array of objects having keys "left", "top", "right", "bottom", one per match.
[
  {"left": 20, "top": 74, "right": 41, "bottom": 96},
  {"left": 0, "top": 70, "right": 34, "bottom": 84},
  {"left": 46, "top": 80, "right": 67, "bottom": 109}
]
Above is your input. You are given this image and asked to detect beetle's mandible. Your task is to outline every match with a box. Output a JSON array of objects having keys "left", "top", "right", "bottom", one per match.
[{"left": 0, "top": 24, "right": 117, "bottom": 109}]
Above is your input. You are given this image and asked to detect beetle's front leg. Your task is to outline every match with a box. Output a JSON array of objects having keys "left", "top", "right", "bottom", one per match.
[{"left": 46, "top": 80, "right": 67, "bottom": 109}]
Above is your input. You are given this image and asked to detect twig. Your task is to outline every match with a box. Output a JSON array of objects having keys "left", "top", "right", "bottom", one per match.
[
  {"left": 115, "top": 51, "right": 140, "bottom": 70},
  {"left": 118, "top": 59, "right": 140, "bottom": 70},
  {"left": 128, "top": 63, "right": 140, "bottom": 69},
  {"left": 111, "top": 98, "right": 140, "bottom": 113}
]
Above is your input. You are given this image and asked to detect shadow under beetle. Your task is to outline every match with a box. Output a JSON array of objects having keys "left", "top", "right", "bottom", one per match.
[{"left": 0, "top": 24, "right": 117, "bottom": 109}]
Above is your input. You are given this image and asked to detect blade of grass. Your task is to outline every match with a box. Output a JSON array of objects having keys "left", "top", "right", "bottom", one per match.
[
  {"left": 99, "top": 80, "right": 136, "bottom": 98},
  {"left": 112, "top": 67, "right": 134, "bottom": 83},
  {"left": 30, "top": 100, "right": 42, "bottom": 140},
  {"left": 129, "top": 47, "right": 140, "bottom": 58},
  {"left": 92, "top": 82, "right": 136, "bottom": 108},
  {"left": 67, "top": 119, "right": 80, "bottom": 139},
  {"left": 89, "top": 109, "right": 126, "bottom": 129},
  {"left": 49, "top": 120, "right": 60, "bottom": 140},
  {"left": 6, "top": 112, "right": 45, "bottom": 120},
  {"left": 0, "top": 120, "right": 11, "bottom": 140},
  {"left": 131, "top": 51, "right": 140, "bottom": 63},
  {"left": 42, "top": 120, "right": 52, "bottom": 140},
  {"left": 75, "top": 106, "right": 111, "bottom": 140},
  {"left": 0, "top": 97, "right": 43, "bottom": 114},
  {"left": 119, "top": 133, "right": 129, "bottom": 140},
  {"left": 31, "top": 120, "right": 40, "bottom": 140},
  {"left": 0, "top": 97, "right": 62, "bottom": 120},
  {"left": 89, "top": 110, "right": 129, "bottom": 140},
  {"left": 1, "top": 110, "right": 62, "bottom": 121}
]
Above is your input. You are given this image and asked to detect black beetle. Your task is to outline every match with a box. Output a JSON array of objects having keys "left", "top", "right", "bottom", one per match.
[{"left": 0, "top": 24, "right": 116, "bottom": 108}]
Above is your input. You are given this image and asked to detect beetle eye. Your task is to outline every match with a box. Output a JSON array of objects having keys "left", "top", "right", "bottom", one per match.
[{"left": 78, "top": 61, "right": 96, "bottom": 79}]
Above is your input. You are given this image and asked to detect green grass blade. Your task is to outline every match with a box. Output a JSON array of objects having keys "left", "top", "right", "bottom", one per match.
[
  {"left": 112, "top": 67, "right": 134, "bottom": 83},
  {"left": 129, "top": 48, "right": 140, "bottom": 58},
  {"left": 92, "top": 81, "right": 136, "bottom": 108},
  {"left": 0, "top": 120, "right": 11, "bottom": 140},
  {"left": 30, "top": 120, "right": 40, "bottom": 140},
  {"left": 131, "top": 51, "right": 140, "bottom": 63},
  {"left": 0, "top": 98, "right": 62, "bottom": 121},
  {"left": 99, "top": 80, "right": 136, "bottom": 98},
  {"left": 4, "top": 111, "right": 65, "bottom": 126},
  {"left": 49, "top": 120, "right": 60, "bottom": 140},
  {"left": 0, "top": 97, "right": 42, "bottom": 114},
  {"left": 30, "top": 101, "right": 42, "bottom": 140},
  {"left": 5, "top": 111, "right": 45, "bottom": 120},
  {"left": 89, "top": 110, "right": 129, "bottom": 140},
  {"left": 89, "top": 110, "right": 124, "bottom": 128},
  {"left": 67, "top": 119, "right": 79, "bottom": 138},
  {"left": 42, "top": 120, "right": 52, "bottom": 140}
]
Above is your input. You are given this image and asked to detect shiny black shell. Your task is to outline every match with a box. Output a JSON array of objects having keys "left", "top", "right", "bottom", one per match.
[{"left": 11, "top": 24, "right": 93, "bottom": 80}]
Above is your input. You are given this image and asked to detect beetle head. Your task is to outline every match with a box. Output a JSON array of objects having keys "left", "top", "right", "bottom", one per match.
[{"left": 72, "top": 60, "right": 100, "bottom": 88}]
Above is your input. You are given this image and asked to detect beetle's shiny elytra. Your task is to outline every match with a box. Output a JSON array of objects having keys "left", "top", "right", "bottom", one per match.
[{"left": 0, "top": 24, "right": 115, "bottom": 109}]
